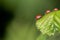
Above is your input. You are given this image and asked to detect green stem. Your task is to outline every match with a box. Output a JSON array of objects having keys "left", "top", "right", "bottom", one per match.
[{"left": 36, "top": 34, "right": 47, "bottom": 40}]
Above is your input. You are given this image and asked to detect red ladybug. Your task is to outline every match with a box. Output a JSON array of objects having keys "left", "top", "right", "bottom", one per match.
[
  {"left": 35, "top": 14, "right": 42, "bottom": 20},
  {"left": 54, "top": 8, "right": 58, "bottom": 11},
  {"left": 45, "top": 10, "right": 51, "bottom": 14}
]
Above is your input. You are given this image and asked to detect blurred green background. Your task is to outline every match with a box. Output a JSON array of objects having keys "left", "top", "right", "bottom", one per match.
[{"left": 1, "top": 0, "right": 60, "bottom": 40}]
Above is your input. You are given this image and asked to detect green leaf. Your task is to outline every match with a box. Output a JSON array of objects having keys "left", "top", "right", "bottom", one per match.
[{"left": 36, "top": 10, "right": 60, "bottom": 36}]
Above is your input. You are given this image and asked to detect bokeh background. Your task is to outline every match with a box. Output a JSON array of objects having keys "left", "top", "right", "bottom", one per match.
[{"left": 0, "top": 0, "right": 60, "bottom": 40}]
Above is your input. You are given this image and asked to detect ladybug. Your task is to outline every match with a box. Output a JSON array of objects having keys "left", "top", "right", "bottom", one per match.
[
  {"left": 45, "top": 10, "right": 51, "bottom": 14},
  {"left": 35, "top": 14, "right": 42, "bottom": 20},
  {"left": 54, "top": 8, "right": 58, "bottom": 11}
]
